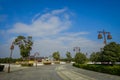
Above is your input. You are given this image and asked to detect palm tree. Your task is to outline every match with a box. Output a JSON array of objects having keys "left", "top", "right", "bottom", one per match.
[{"left": 14, "top": 36, "right": 33, "bottom": 60}]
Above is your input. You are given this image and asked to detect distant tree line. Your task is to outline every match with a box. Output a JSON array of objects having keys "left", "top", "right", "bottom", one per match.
[
  {"left": 0, "top": 58, "right": 22, "bottom": 63},
  {"left": 52, "top": 51, "right": 87, "bottom": 64}
]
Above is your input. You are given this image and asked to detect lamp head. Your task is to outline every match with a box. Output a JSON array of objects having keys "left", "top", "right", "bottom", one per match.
[{"left": 98, "top": 33, "right": 103, "bottom": 39}]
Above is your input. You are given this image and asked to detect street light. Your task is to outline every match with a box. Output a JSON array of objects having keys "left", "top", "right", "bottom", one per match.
[
  {"left": 8, "top": 42, "right": 14, "bottom": 73},
  {"left": 98, "top": 30, "right": 112, "bottom": 45},
  {"left": 73, "top": 47, "right": 80, "bottom": 53},
  {"left": 34, "top": 52, "right": 39, "bottom": 67}
]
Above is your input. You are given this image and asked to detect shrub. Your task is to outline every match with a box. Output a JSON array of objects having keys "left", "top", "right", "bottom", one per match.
[
  {"left": 21, "top": 63, "right": 33, "bottom": 67},
  {"left": 73, "top": 63, "right": 80, "bottom": 68},
  {"left": 73, "top": 63, "right": 120, "bottom": 76},
  {"left": 43, "top": 62, "right": 51, "bottom": 65},
  {"left": 54, "top": 61, "right": 60, "bottom": 64},
  {"left": 74, "top": 53, "right": 87, "bottom": 64},
  {"left": 43, "top": 61, "right": 51, "bottom": 65}
]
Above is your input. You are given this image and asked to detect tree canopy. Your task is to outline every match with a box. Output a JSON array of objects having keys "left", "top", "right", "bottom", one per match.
[
  {"left": 14, "top": 35, "right": 33, "bottom": 59},
  {"left": 90, "top": 52, "right": 101, "bottom": 62},
  {"left": 90, "top": 42, "right": 120, "bottom": 64},
  {"left": 102, "top": 42, "right": 120, "bottom": 63},
  {"left": 52, "top": 51, "right": 60, "bottom": 61},
  {"left": 66, "top": 51, "right": 72, "bottom": 62},
  {"left": 74, "top": 52, "right": 87, "bottom": 64}
]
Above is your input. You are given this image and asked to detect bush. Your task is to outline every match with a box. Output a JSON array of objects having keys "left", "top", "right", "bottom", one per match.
[
  {"left": 73, "top": 63, "right": 80, "bottom": 68},
  {"left": 21, "top": 63, "right": 33, "bottom": 67},
  {"left": 43, "top": 61, "right": 51, "bottom": 65},
  {"left": 43, "top": 62, "right": 51, "bottom": 65},
  {"left": 54, "top": 61, "right": 60, "bottom": 64},
  {"left": 74, "top": 53, "right": 87, "bottom": 64},
  {"left": 73, "top": 63, "right": 120, "bottom": 76}
]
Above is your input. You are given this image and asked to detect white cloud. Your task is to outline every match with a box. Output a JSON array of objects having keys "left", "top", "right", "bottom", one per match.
[
  {"left": 0, "top": 37, "right": 20, "bottom": 58},
  {"left": 31, "top": 36, "right": 103, "bottom": 58},
  {"left": 52, "top": 7, "right": 67, "bottom": 14},
  {"left": 8, "top": 8, "right": 71, "bottom": 37},
  {"left": 32, "top": 13, "right": 41, "bottom": 23},
  {"left": 0, "top": 8, "right": 103, "bottom": 58}
]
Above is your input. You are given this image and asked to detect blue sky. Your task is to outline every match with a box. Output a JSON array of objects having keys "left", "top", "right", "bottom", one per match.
[{"left": 0, "top": 0, "right": 120, "bottom": 58}]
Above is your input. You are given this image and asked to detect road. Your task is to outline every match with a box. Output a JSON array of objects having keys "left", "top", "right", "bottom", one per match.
[
  {"left": 0, "top": 64, "right": 120, "bottom": 80},
  {"left": 56, "top": 64, "right": 120, "bottom": 80},
  {"left": 0, "top": 65, "right": 62, "bottom": 80}
]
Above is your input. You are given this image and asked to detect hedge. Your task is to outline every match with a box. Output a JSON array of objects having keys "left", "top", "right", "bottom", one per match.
[
  {"left": 73, "top": 63, "right": 120, "bottom": 76},
  {"left": 21, "top": 63, "right": 33, "bottom": 67}
]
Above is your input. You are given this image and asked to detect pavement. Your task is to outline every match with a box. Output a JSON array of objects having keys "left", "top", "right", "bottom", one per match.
[
  {"left": 1, "top": 64, "right": 28, "bottom": 72},
  {"left": 0, "top": 64, "right": 120, "bottom": 80},
  {"left": 0, "top": 64, "right": 63, "bottom": 80},
  {"left": 57, "top": 64, "right": 120, "bottom": 80},
  {"left": 56, "top": 65, "right": 96, "bottom": 80}
]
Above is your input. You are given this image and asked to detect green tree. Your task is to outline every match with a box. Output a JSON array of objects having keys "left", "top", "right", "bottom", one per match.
[
  {"left": 66, "top": 51, "right": 72, "bottom": 62},
  {"left": 52, "top": 51, "right": 60, "bottom": 61},
  {"left": 74, "top": 52, "right": 87, "bottom": 64},
  {"left": 102, "top": 42, "right": 120, "bottom": 64},
  {"left": 14, "top": 36, "right": 33, "bottom": 59},
  {"left": 90, "top": 52, "right": 101, "bottom": 62}
]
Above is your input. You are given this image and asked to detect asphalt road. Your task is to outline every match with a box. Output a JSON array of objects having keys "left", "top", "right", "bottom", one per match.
[
  {"left": 0, "top": 64, "right": 120, "bottom": 80},
  {"left": 57, "top": 64, "right": 120, "bottom": 80},
  {"left": 0, "top": 65, "right": 63, "bottom": 80}
]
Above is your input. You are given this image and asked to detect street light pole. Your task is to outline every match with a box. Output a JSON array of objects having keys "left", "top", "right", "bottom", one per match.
[
  {"left": 98, "top": 30, "right": 112, "bottom": 64},
  {"left": 8, "top": 43, "right": 14, "bottom": 73},
  {"left": 98, "top": 30, "right": 112, "bottom": 45},
  {"left": 73, "top": 47, "right": 80, "bottom": 53},
  {"left": 34, "top": 52, "right": 39, "bottom": 68}
]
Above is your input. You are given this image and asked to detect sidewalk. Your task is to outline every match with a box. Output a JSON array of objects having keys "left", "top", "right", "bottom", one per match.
[{"left": 1, "top": 64, "right": 28, "bottom": 72}]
